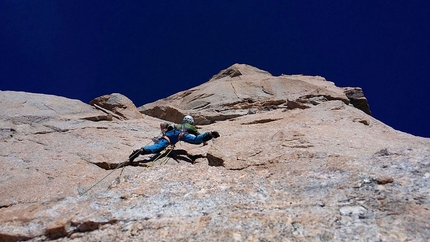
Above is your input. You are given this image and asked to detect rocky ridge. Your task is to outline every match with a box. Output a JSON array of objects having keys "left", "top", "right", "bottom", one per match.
[
  {"left": 139, "top": 64, "right": 372, "bottom": 124},
  {"left": 0, "top": 64, "right": 429, "bottom": 241}
]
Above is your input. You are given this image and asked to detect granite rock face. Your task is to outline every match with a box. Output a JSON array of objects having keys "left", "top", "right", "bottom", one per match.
[
  {"left": 139, "top": 64, "right": 372, "bottom": 124},
  {"left": 0, "top": 66, "right": 429, "bottom": 241}
]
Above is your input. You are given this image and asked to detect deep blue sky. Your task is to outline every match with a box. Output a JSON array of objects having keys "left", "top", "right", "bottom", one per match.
[{"left": 1, "top": 1, "right": 429, "bottom": 137}]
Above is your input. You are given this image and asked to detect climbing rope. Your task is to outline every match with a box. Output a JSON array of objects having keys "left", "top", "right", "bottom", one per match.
[
  {"left": 79, "top": 132, "right": 175, "bottom": 196},
  {"left": 145, "top": 145, "right": 175, "bottom": 167},
  {"left": 159, "top": 145, "right": 174, "bottom": 165},
  {"left": 78, "top": 159, "right": 128, "bottom": 196}
]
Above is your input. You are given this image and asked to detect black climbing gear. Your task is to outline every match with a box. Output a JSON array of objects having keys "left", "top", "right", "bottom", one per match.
[{"left": 129, "top": 149, "right": 141, "bottom": 162}]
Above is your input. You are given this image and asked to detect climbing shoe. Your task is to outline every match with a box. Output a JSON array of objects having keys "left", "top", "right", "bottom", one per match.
[
  {"left": 211, "top": 131, "right": 220, "bottom": 138},
  {"left": 129, "top": 149, "right": 142, "bottom": 162}
]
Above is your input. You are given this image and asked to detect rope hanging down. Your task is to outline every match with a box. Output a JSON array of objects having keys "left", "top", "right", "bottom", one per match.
[
  {"left": 78, "top": 159, "right": 128, "bottom": 196},
  {"left": 145, "top": 145, "right": 175, "bottom": 167},
  {"left": 78, "top": 145, "right": 175, "bottom": 196}
]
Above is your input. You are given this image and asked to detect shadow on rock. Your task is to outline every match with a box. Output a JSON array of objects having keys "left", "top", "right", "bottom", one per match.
[{"left": 131, "top": 149, "right": 205, "bottom": 166}]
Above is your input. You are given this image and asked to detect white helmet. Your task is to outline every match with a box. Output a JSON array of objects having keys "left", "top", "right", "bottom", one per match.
[{"left": 183, "top": 115, "right": 194, "bottom": 125}]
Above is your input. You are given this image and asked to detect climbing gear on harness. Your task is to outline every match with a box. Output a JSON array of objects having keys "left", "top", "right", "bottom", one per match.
[
  {"left": 162, "top": 129, "right": 186, "bottom": 145},
  {"left": 144, "top": 145, "right": 175, "bottom": 167},
  {"left": 159, "top": 146, "right": 174, "bottom": 165}
]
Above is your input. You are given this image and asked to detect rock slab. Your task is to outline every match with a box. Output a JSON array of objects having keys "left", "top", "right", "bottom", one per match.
[{"left": 0, "top": 65, "right": 429, "bottom": 241}]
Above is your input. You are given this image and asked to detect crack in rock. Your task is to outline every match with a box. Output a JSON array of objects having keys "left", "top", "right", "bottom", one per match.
[
  {"left": 92, "top": 150, "right": 208, "bottom": 170},
  {"left": 241, "top": 118, "right": 282, "bottom": 125}
]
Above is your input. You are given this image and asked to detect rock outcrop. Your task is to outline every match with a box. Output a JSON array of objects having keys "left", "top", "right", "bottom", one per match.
[
  {"left": 90, "top": 93, "right": 143, "bottom": 120},
  {"left": 0, "top": 65, "right": 429, "bottom": 241},
  {"left": 343, "top": 87, "right": 372, "bottom": 115},
  {"left": 139, "top": 64, "right": 372, "bottom": 124},
  {"left": 0, "top": 91, "right": 107, "bottom": 135}
]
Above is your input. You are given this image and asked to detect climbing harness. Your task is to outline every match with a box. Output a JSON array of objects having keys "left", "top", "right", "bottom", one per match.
[{"left": 151, "top": 123, "right": 187, "bottom": 165}]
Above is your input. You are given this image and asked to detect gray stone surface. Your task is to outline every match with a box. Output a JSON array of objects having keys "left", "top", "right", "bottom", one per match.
[{"left": 0, "top": 66, "right": 429, "bottom": 241}]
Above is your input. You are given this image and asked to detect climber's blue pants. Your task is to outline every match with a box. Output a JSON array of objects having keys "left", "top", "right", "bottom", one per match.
[{"left": 142, "top": 129, "right": 210, "bottom": 153}]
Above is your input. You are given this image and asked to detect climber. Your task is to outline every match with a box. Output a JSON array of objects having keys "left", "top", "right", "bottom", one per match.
[
  {"left": 162, "top": 115, "right": 201, "bottom": 136},
  {"left": 128, "top": 115, "right": 220, "bottom": 162}
]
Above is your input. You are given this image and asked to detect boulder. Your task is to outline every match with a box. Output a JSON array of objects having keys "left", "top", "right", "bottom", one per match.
[
  {"left": 90, "top": 93, "right": 143, "bottom": 120},
  {"left": 344, "top": 87, "right": 372, "bottom": 115},
  {"left": 0, "top": 91, "right": 107, "bottom": 135}
]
